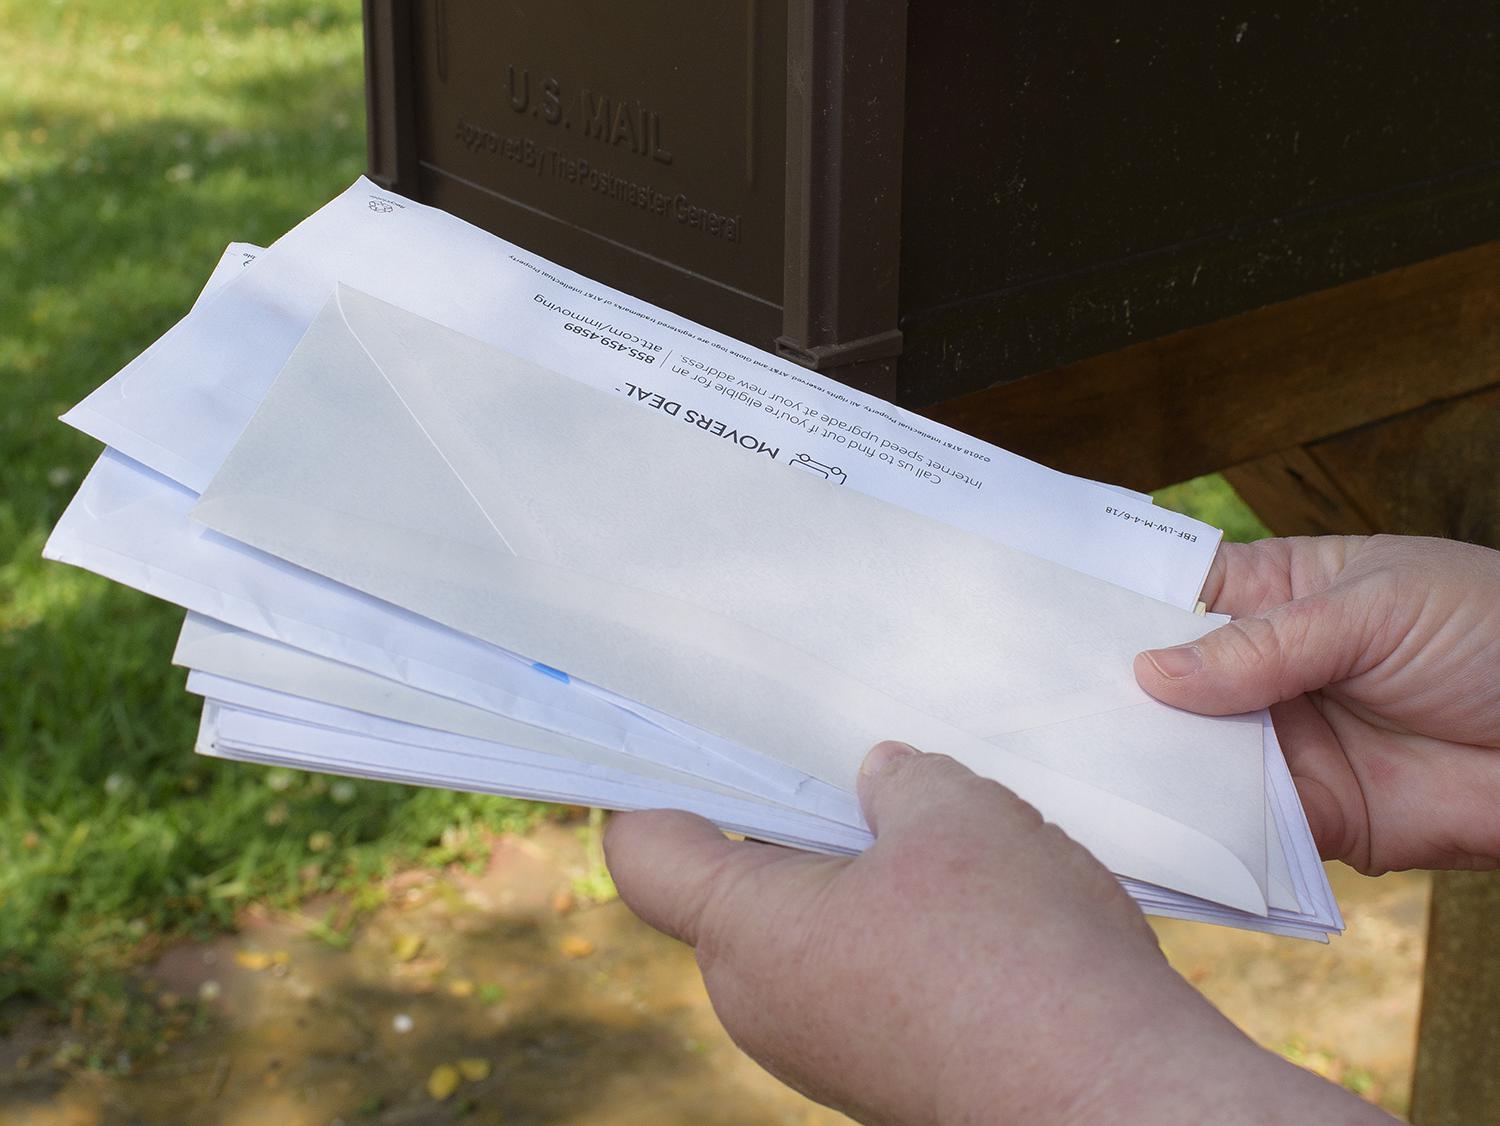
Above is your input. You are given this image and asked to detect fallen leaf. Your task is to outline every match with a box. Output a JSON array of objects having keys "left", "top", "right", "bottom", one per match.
[
  {"left": 427, "top": 1063, "right": 460, "bottom": 1100},
  {"left": 446, "top": 979, "right": 476, "bottom": 999},
  {"left": 457, "top": 1057, "right": 491, "bottom": 1082},
  {"left": 393, "top": 934, "right": 425, "bottom": 962},
  {"left": 234, "top": 950, "right": 272, "bottom": 971},
  {"left": 560, "top": 935, "right": 595, "bottom": 959}
]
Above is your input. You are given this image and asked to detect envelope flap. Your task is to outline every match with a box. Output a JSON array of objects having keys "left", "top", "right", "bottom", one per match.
[
  {"left": 206, "top": 287, "right": 513, "bottom": 560},
  {"left": 328, "top": 287, "right": 1220, "bottom": 729}
]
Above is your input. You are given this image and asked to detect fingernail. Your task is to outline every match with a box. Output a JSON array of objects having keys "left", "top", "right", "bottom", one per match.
[
  {"left": 861, "top": 740, "right": 917, "bottom": 778},
  {"left": 1144, "top": 644, "right": 1204, "bottom": 680}
]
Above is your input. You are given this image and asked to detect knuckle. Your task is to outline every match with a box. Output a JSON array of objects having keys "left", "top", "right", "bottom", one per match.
[
  {"left": 690, "top": 884, "right": 742, "bottom": 977},
  {"left": 1221, "top": 615, "right": 1289, "bottom": 673},
  {"left": 680, "top": 849, "right": 759, "bottom": 966}
]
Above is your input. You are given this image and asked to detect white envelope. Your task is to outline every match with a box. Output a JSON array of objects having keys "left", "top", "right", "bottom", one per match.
[
  {"left": 173, "top": 612, "right": 1309, "bottom": 922},
  {"left": 186, "top": 681, "right": 871, "bottom": 854},
  {"left": 173, "top": 612, "right": 862, "bottom": 829},
  {"left": 43, "top": 451, "right": 861, "bottom": 817},
  {"left": 196, "top": 698, "right": 1334, "bottom": 938},
  {"left": 193, "top": 286, "right": 1270, "bottom": 913}
]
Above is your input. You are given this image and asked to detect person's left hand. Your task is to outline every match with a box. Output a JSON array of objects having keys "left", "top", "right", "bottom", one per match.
[{"left": 605, "top": 743, "right": 1385, "bottom": 1125}]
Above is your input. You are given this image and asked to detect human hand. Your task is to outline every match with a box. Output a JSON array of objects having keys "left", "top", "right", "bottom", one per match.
[
  {"left": 607, "top": 744, "right": 1383, "bottom": 1125},
  {"left": 1136, "top": 534, "right": 1500, "bottom": 875}
]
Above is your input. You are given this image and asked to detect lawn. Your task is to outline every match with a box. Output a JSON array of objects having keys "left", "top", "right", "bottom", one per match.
[
  {"left": 0, "top": 0, "right": 549, "bottom": 1024},
  {"left": 0, "top": 0, "right": 1270, "bottom": 1034}
]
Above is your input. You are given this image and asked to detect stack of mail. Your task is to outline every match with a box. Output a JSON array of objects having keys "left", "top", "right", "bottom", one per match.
[{"left": 45, "top": 179, "right": 1340, "bottom": 940}]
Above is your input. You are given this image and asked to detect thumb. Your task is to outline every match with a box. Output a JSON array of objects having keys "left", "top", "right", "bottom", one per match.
[
  {"left": 604, "top": 809, "right": 787, "bottom": 947},
  {"left": 857, "top": 740, "right": 1046, "bottom": 844},
  {"left": 1135, "top": 592, "right": 1363, "bottom": 714}
]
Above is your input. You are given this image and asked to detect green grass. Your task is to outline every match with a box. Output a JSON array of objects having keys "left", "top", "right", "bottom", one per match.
[
  {"left": 0, "top": 0, "right": 545, "bottom": 1018},
  {"left": 0, "top": 0, "right": 1273, "bottom": 1027},
  {"left": 1154, "top": 474, "right": 1272, "bottom": 546}
]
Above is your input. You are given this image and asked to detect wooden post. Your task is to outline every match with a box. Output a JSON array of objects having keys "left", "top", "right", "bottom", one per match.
[
  {"left": 1411, "top": 873, "right": 1500, "bottom": 1123},
  {"left": 921, "top": 241, "right": 1500, "bottom": 495}
]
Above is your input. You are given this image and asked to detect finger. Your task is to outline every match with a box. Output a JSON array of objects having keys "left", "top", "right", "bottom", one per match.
[
  {"left": 1134, "top": 590, "right": 1365, "bottom": 715},
  {"left": 1291, "top": 773, "right": 1349, "bottom": 862},
  {"left": 1199, "top": 540, "right": 1290, "bottom": 619},
  {"left": 1265, "top": 697, "right": 1355, "bottom": 861},
  {"left": 1200, "top": 535, "right": 1364, "bottom": 619},
  {"left": 604, "top": 809, "right": 782, "bottom": 947},
  {"left": 1195, "top": 543, "right": 1235, "bottom": 613},
  {"left": 857, "top": 741, "right": 1042, "bottom": 842}
]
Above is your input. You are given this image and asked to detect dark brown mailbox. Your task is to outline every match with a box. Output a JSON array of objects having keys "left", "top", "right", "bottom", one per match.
[{"left": 364, "top": 1, "right": 1500, "bottom": 422}]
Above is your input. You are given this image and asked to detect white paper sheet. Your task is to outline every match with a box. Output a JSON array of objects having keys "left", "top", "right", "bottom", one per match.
[
  {"left": 190, "top": 243, "right": 261, "bottom": 311},
  {"left": 62, "top": 178, "right": 1219, "bottom": 607}
]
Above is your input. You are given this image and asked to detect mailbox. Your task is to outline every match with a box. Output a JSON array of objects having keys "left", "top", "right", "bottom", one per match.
[{"left": 364, "top": 2, "right": 1500, "bottom": 408}]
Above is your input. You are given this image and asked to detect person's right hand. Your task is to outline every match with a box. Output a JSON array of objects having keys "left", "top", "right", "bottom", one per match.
[{"left": 1134, "top": 534, "right": 1500, "bottom": 875}]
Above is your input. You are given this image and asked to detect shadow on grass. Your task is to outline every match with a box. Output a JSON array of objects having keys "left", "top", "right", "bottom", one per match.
[
  {"left": 3, "top": 42, "right": 369, "bottom": 526},
  {"left": 1, "top": 4, "right": 545, "bottom": 1014}
]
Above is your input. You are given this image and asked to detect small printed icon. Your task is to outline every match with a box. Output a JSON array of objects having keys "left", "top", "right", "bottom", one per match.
[
  {"left": 368, "top": 198, "right": 394, "bottom": 214},
  {"left": 789, "top": 453, "right": 847, "bottom": 485}
]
